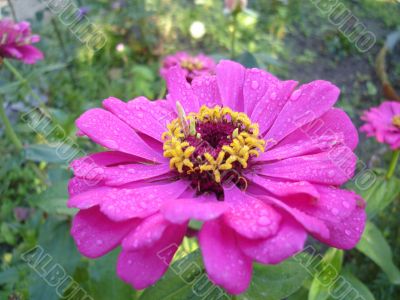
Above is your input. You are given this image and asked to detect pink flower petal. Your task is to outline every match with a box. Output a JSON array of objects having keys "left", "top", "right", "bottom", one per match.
[
  {"left": 243, "top": 68, "right": 280, "bottom": 116},
  {"left": 68, "top": 177, "right": 103, "bottom": 198},
  {"left": 166, "top": 66, "right": 199, "bottom": 113},
  {"left": 238, "top": 216, "right": 307, "bottom": 264},
  {"left": 70, "top": 151, "right": 138, "bottom": 181},
  {"left": 103, "top": 97, "right": 175, "bottom": 142},
  {"left": 199, "top": 219, "right": 252, "bottom": 295},
  {"left": 249, "top": 175, "right": 320, "bottom": 199},
  {"left": 257, "top": 147, "right": 357, "bottom": 185},
  {"left": 117, "top": 223, "right": 186, "bottom": 290},
  {"left": 223, "top": 186, "right": 281, "bottom": 239},
  {"left": 161, "top": 194, "right": 227, "bottom": 224},
  {"left": 251, "top": 80, "right": 298, "bottom": 135},
  {"left": 122, "top": 213, "right": 172, "bottom": 251},
  {"left": 191, "top": 75, "right": 222, "bottom": 107},
  {"left": 317, "top": 198, "right": 366, "bottom": 249},
  {"left": 71, "top": 206, "right": 137, "bottom": 258},
  {"left": 102, "top": 163, "right": 172, "bottom": 186},
  {"left": 264, "top": 80, "right": 340, "bottom": 143},
  {"left": 292, "top": 185, "right": 357, "bottom": 223},
  {"left": 264, "top": 196, "right": 330, "bottom": 239},
  {"left": 17, "top": 44, "right": 44, "bottom": 64},
  {"left": 67, "top": 186, "right": 113, "bottom": 209},
  {"left": 216, "top": 60, "right": 246, "bottom": 111},
  {"left": 100, "top": 180, "right": 190, "bottom": 221},
  {"left": 76, "top": 108, "right": 163, "bottom": 162},
  {"left": 258, "top": 108, "right": 358, "bottom": 162}
]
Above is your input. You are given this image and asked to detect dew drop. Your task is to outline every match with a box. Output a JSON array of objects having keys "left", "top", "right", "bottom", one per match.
[
  {"left": 291, "top": 89, "right": 302, "bottom": 101},
  {"left": 327, "top": 170, "right": 335, "bottom": 178},
  {"left": 103, "top": 139, "right": 119, "bottom": 150},
  {"left": 258, "top": 216, "right": 271, "bottom": 226},
  {"left": 344, "top": 229, "right": 351, "bottom": 236},
  {"left": 251, "top": 80, "right": 259, "bottom": 89}
]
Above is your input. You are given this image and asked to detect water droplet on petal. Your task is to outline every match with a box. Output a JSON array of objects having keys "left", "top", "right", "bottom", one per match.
[
  {"left": 258, "top": 216, "right": 271, "bottom": 226},
  {"left": 251, "top": 80, "right": 259, "bottom": 89},
  {"left": 331, "top": 208, "right": 339, "bottom": 216},
  {"left": 291, "top": 89, "right": 302, "bottom": 101},
  {"left": 103, "top": 139, "right": 119, "bottom": 150}
]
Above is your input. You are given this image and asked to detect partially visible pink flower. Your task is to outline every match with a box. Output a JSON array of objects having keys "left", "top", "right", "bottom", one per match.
[
  {"left": 0, "top": 19, "right": 43, "bottom": 64},
  {"left": 360, "top": 101, "right": 400, "bottom": 150},
  {"left": 68, "top": 60, "right": 366, "bottom": 294},
  {"left": 225, "top": 0, "right": 247, "bottom": 13},
  {"left": 160, "top": 51, "right": 215, "bottom": 82}
]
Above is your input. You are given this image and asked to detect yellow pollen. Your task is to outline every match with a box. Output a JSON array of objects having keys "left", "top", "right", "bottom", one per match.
[
  {"left": 162, "top": 105, "right": 265, "bottom": 183},
  {"left": 180, "top": 59, "right": 203, "bottom": 71},
  {"left": 393, "top": 115, "right": 400, "bottom": 128}
]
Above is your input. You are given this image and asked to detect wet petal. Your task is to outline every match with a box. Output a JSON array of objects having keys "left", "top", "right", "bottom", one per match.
[
  {"left": 251, "top": 80, "right": 298, "bottom": 135},
  {"left": 76, "top": 108, "right": 163, "bottom": 162},
  {"left": 249, "top": 175, "right": 320, "bottom": 199},
  {"left": 117, "top": 223, "right": 186, "bottom": 289},
  {"left": 264, "top": 80, "right": 340, "bottom": 143},
  {"left": 257, "top": 147, "right": 357, "bottom": 185},
  {"left": 103, "top": 97, "right": 175, "bottom": 142},
  {"left": 122, "top": 214, "right": 176, "bottom": 251},
  {"left": 191, "top": 75, "right": 222, "bottom": 107},
  {"left": 199, "top": 219, "right": 252, "bottom": 295},
  {"left": 166, "top": 66, "right": 199, "bottom": 113},
  {"left": 100, "top": 180, "right": 190, "bottom": 221},
  {"left": 238, "top": 216, "right": 307, "bottom": 264},
  {"left": 71, "top": 206, "right": 137, "bottom": 258},
  {"left": 102, "top": 163, "right": 172, "bottom": 186},
  {"left": 223, "top": 186, "right": 281, "bottom": 239},
  {"left": 216, "top": 60, "right": 246, "bottom": 111},
  {"left": 161, "top": 194, "right": 227, "bottom": 224}
]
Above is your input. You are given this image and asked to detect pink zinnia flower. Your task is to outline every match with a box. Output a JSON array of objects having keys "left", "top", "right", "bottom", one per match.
[
  {"left": 360, "top": 101, "right": 400, "bottom": 150},
  {"left": 160, "top": 51, "right": 215, "bottom": 82},
  {"left": 0, "top": 19, "right": 43, "bottom": 64},
  {"left": 68, "top": 60, "right": 366, "bottom": 294}
]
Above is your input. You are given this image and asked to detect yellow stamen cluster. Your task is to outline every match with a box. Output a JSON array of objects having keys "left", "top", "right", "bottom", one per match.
[
  {"left": 180, "top": 59, "right": 203, "bottom": 71},
  {"left": 393, "top": 115, "right": 400, "bottom": 128},
  {"left": 162, "top": 105, "right": 265, "bottom": 183}
]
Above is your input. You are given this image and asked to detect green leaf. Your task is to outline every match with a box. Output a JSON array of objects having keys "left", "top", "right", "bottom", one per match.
[
  {"left": 87, "top": 249, "right": 134, "bottom": 300},
  {"left": 356, "top": 221, "right": 400, "bottom": 285},
  {"left": 30, "top": 179, "right": 75, "bottom": 215},
  {"left": 140, "top": 250, "right": 228, "bottom": 300},
  {"left": 339, "top": 270, "right": 375, "bottom": 300},
  {"left": 308, "top": 248, "right": 343, "bottom": 300},
  {"left": 26, "top": 218, "right": 82, "bottom": 300},
  {"left": 237, "top": 51, "right": 259, "bottom": 68},
  {"left": 0, "top": 81, "right": 23, "bottom": 94},
  {"left": 349, "top": 170, "right": 400, "bottom": 218},
  {"left": 239, "top": 259, "right": 309, "bottom": 300},
  {"left": 25, "top": 144, "right": 72, "bottom": 164}
]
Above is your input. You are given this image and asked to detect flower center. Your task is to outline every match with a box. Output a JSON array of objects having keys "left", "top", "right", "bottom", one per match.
[
  {"left": 392, "top": 115, "right": 400, "bottom": 128},
  {"left": 163, "top": 104, "right": 265, "bottom": 196},
  {"left": 180, "top": 58, "right": 203, "bottom": 71}
]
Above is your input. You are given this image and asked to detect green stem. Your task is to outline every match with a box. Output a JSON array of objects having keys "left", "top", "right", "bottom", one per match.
[
  {"left": 3, "top": 59, "right": 51, "bottom": 115},
  {"left": 0, "top": 97, "right": 23, "bottom": 151},
  {"left": 230, "top": 13, "right": 238, "bottom": 59},
  {"left": 7, "top": 0, "right": 18, "bottom": 21},
  {"left": 386, "top": 150, "right": 400, "bottom": 179},
  {"left": 51, "top": 19, "right": 77, "bottom": 89}
]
